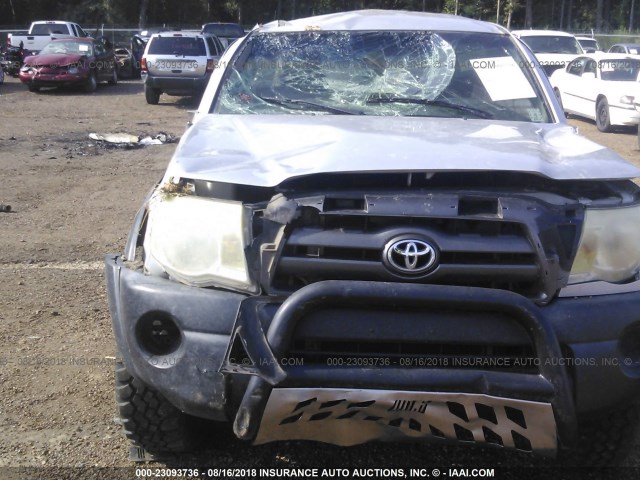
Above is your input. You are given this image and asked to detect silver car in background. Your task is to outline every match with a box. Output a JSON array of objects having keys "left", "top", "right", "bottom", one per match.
[{"left": 141, "top": 31, "right": 225, "bottom": 104}]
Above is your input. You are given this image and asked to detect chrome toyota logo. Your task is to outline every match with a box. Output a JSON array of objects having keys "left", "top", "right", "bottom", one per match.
[{"left": 384, "top": 238, "right": 438, "bottom": 275}]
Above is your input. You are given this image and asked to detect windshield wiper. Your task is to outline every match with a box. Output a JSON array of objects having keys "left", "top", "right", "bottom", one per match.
[
  {"left": 366, "top": 96, "right": 494, "bottom": 119},
  {"left": 256, "top": 96, "right": 361, "bottom": 115}
]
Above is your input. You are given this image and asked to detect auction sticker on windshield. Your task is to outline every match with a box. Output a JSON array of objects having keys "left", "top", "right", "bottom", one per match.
[{"left": 471, "top": 56, "right": 536, "bottom": 101}]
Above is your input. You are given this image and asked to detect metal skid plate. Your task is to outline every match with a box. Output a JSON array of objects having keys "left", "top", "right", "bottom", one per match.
[{"left": 254, "top": 388, "right": 557, "bottom": 454}]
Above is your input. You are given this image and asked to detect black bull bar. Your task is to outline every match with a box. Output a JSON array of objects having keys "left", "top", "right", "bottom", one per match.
[{"left": 219, "top": 280, "right": 577, "bottom": 447}]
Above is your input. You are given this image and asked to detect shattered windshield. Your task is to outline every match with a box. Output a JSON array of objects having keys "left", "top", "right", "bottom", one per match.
[
  {"left": 41, "top": 40, "right": 93, "bottom": 56},
  {"left": 213, "top": 31, "right": 551, "bottom": 122}
]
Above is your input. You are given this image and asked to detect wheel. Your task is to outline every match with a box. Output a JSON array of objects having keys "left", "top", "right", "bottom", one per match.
[
  {"left": 145, "top": 85, "right": 161, "bottom": 104},
  {"left": 115, "top": 360, "right": 198, "bottom": 453},
  {"left": 560, "top": 402, "right": 639, "bottom": 466},
  {"left": 84, "top": 71, "right": 97, "bottom": 93},
  {"left": 28, "top": 85, "right": 40, "bottom": 92},
  {"left": 0, "top": 68, "right": 4, "bottom": 85},
  {"left": 596, "top": 97, "right": 612, "bottom": 132},
  {"left": 108, "top": 67, "right": 118, "bottom": 85}
]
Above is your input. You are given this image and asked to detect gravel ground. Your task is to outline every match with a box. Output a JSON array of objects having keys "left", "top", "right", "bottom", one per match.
[{"left": 0, "top": 73, "right": 639, "bottom": 480}]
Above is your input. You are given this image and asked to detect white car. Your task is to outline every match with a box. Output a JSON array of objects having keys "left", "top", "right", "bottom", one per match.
[
  {"left": 512, "top": 29, "right": 583, "bottom": 75},
  {"left": 608, "top": 43, "right": 640, "bottom": 55},
  {"left": 550, "top": 53, "right": 640, "bottom": 131},
  {"left": 576, "top": 36, "right": 601, "bottom": 53}
]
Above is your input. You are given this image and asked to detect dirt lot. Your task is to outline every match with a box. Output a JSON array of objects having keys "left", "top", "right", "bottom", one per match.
[{"left": 1, "top": 74, "right": 639, "bottom": 480}]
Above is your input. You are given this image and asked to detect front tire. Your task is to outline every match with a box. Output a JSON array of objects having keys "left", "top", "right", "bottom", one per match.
[
  {"left": 84, "top": 71, "right": 97, "bottom": 93},
  {"left": 561, "top": 403, "right": 639, "bottom": 466},
  {"left": 596, "top": 97, "right": 612, "bottom": 132},
  {"left": 145, "top": 85, "right": 161, "bottom": 104},
  {"left": 115, "top": 360, "right": 198, "bottom": 453}
]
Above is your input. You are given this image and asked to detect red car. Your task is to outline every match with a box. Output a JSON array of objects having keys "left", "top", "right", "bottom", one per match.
[{"left": 19, "top": 37, "right": 117, "bottom": 92}]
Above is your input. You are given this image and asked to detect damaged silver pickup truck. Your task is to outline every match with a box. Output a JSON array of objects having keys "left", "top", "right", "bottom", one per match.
[{"left": 106, "top": 10, "right": 640, "bottom": 464}]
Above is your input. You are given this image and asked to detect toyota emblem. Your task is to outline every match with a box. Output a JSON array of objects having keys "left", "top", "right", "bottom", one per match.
[{"left": 383, "top": 238, "right": 438, "bottom": 275}]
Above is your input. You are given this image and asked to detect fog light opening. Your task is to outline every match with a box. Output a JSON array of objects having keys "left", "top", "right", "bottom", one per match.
[{"left": 136, "top": 312, "right": 182, "bottom": 356}]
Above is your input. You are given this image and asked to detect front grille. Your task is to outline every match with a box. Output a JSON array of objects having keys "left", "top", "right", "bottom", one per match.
[
  {"left": 272, "top": 215, "right": 540, "bottom": 296},
  {"left": 37, "top": 65, "right": 63, "bottom": 72},
  {"left": 262, "top": 192, "right": 581, "bottom": 301},
  {"left": 280, "top": 305, "right": 544, "bottom": 374},
  {"left": 252, "top": 192, "right": 582, "bottom": 377}
]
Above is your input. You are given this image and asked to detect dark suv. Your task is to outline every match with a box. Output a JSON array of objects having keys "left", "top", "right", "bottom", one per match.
[
  {"left": 141, "top": 31, "right": 224, "bottom": 104},
  {"left": 107, "top": 10, "right": 640, "bottom": 466},
  {"left": 201, "top": 22, "right": 245, "bottom": 48}
]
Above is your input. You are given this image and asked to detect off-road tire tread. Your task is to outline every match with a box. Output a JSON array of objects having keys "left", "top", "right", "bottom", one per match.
[
  {"left": 115, "top": 361, "right": 195, "bottom": 453},
  {"left": 564, "top": 403, "right": 639, "bottom": 467}
]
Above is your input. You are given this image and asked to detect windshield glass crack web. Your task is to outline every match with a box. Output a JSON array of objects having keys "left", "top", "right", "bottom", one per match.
[
  {"left": 218, "top": 31, "right": 456, "bottom": 116},
  {"left": 215, "top": 30, "right": 549, "bottom": 122}
]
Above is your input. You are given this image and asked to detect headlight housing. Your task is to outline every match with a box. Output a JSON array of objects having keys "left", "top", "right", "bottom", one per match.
[
  {"left": 569, "top": 205, "right": 640, "bottom": 284},
  {"left": 143, "top": 193, "right": 256, "bottom": 292}
]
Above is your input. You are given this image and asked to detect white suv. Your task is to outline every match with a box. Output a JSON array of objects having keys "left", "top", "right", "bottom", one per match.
[
  {"left": 141, "top": 31, "right": 224, "bottom": 104},
  {"left": 512, "top": 30, "right": 584, "bottom": 75}
]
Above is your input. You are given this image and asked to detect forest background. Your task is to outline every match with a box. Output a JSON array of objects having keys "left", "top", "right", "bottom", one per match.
[{"left": 1, "top": 0, "right": 639, "bottom": 34}]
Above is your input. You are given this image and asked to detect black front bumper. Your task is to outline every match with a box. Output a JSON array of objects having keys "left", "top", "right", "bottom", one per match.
[
  {"left": 224, "top": 281, "right": 576, "bottom": 447},
  {"left": 105, "top": 254, "right": 640, "bottom": 448}
]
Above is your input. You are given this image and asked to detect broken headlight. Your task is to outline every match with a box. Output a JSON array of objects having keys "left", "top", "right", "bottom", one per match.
[
  {"left": 143, "top": 193, "right": 256, "bottom": 292},
  {"left": 569, "top": 205, "right": 640, "bottom": 284}
]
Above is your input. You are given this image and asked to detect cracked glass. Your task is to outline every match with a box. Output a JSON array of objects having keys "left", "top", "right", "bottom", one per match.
[{"left": 213, "top": 31, "right": 551, "bottom": 122}]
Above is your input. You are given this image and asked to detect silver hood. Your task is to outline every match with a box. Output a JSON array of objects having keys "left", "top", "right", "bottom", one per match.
[{"left": 166, "top": 115, "right": 639, "bottom": 187}]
